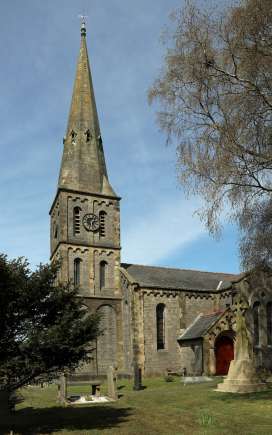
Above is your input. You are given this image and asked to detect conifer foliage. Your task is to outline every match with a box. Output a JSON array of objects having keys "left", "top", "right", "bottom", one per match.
[{"left": 0, "top": 254, "right": 100, "bottom": 392}]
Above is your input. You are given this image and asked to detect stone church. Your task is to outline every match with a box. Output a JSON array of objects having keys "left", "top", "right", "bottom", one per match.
[{"left": 49, "top": 23, "right": 272, "bottom": 379}]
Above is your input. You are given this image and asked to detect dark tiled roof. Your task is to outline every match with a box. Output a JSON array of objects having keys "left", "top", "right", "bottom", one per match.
[
  {"left": 121, "top": 263, "right": 237, "bottom": 292},
  {"left": 179, "top": 312, "right": 223, "bottom": 341}
]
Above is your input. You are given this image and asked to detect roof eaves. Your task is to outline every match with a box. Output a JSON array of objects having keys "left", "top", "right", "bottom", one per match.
[
  {"left": 138, "top": 284, "right": 225, "bottom": 293},
  {"left": 178, "top": 313, "right": 203, "bottom": 341}
]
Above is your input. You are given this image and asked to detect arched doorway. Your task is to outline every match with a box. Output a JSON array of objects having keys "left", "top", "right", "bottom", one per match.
[{"left": 215, "top": 333, "right": 234, "bottom": 375}]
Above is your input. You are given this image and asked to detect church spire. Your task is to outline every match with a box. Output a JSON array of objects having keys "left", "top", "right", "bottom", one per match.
[{"left": 58, "top": 21, "right": 116, "bottom": 197}]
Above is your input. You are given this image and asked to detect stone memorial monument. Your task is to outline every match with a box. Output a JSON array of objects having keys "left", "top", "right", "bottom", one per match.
[{"left": 217, "top": 299, "right": 267, "bottom": 393}]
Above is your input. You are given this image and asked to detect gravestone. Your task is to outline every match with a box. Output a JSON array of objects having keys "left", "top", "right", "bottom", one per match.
[
  {"left": 133, "top": 364, "right": 142, "bottom": 391},
  {"left": 107, "top": 366, "right": 118, "bottom": 400},
  {"left": 57, "top": 374, "right": 67, "bottom": 404}
]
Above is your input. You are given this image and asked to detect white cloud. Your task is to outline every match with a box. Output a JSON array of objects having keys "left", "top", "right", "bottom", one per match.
[{"left": 122, "top": 196, "right": 204, "bottom": 265}]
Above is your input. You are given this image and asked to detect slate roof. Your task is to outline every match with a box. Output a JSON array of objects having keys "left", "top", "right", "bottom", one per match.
[
  {"left": 178, "top": 312, "right": 224, "bottom": 341},
  {"left": 121, "top": 263, "right": 237, "bottom": 292}
]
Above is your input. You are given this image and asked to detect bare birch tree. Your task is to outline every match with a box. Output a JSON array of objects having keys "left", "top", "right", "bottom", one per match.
[{"left": 149, "top": 0, "right": 272, "bottom": 270}]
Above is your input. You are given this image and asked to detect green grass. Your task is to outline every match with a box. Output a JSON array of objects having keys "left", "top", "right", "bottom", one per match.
[{"left": 1, "top": 377, "right": 272, "bottom": 434}]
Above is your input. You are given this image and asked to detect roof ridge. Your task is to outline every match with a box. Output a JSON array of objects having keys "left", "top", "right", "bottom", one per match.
[
  {"left": 201, "top": 310, "right": 223, "bottom": 318},
  {"left": 121, "top": 262, "right": 237, "bottom": 276}
]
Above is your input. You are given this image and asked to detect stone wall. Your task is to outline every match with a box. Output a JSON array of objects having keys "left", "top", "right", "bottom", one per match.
[
  {"left": 184, "top": 294, "right": 214, "bottom": 326},
  {"left": 142, "top": 290, "right": 181, "bottom": 375},
  {"left": 141, "top": 289, "right": 216, "bottom": 375},
  {"left": 120, "top": 273, "right": 134, "bottom": 374},
  {"left": 49, "top": 190, "right": 121, "bottom": 297},
  {"left": 179, "top": 340, "right": 203, "bottom": 375},
  {"left": 50, "top": 191, "right": 120, "bottom": 254}
]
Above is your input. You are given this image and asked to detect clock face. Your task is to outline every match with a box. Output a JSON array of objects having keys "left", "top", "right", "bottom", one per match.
[{"left": 83, "top": 213, "right": 100, "bottom": 232}]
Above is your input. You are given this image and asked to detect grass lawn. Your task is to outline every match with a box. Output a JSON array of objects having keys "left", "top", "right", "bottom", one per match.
[{"left": 1, "top": 377, "right": 272, "bottom": 435}]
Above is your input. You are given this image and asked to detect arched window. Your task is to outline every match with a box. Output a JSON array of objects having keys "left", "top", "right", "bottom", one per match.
[
  {"left": 253, "top": 302, "right": 260, "bottom": 346},
  {"left": 267, "top": 302, "right": 272, "bottom": 345},
  {"left": 100, "top": 261, "right": 108, "bottom": 290},
  {"left": 74, "top": 258, "right": 81, "bottom": 286},
  {"left": 73, "top": 207, "right": 81, "bottom": 235},
  {"left": 156, "top": 304, "right": 165, "bottom": 350},
  {"left": 99, "top": 211, "right": 106, "bottom": 238}
]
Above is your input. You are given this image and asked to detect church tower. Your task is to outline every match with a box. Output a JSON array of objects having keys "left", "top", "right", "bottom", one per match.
[{"left": 50, "top": 22, "right": 123, "bottom": 374}]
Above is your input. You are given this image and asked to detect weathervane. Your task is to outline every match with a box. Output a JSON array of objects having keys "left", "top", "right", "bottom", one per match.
[{"left": 78, "top": 14, "right": 88, "bottom": 36}]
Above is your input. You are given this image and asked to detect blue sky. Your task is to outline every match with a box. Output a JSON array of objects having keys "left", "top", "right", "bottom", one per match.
[{"left": 0, "top": 0, "right": 240, "bottom": 273}]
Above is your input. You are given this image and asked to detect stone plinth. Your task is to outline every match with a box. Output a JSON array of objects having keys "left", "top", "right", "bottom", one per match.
[
  {"left": 217, "top": 358, "right": 267, "bottom": 393},
  {"left": 217, "top": 301, "right": 267, "bottom": 394}
]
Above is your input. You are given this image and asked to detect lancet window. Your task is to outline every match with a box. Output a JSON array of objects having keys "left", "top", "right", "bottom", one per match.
[
  {"left": 156, "top": 303, "right": 166, "bottom": 350},
  {"left": 100, "top": 261, "right": 108, "bottom": 290},
  {"left": 74, "top": 258, "right": 82, "bottom": 286}
]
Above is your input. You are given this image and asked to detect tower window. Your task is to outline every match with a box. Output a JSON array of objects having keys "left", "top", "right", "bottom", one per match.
[
  {"left": 70, "top": 130, "right": 77, "bottom": 141},
  {"left": 267, "top": 302, "right": 272, "bottom": 345},
  {"left": 100, "top": 261, "right": 108, "bottom": 290},
  {"left": 99, "top": 211, "right": 106, "bottom": 238},
  {"left": 73, "top": 207, "right": 81, "bottom": 235},
  {"left": 253, "top": 301, "right": 260, "bottom": 346},
  {"left": 74, "top": 258, "right": 81, "bottom": 287},
  {"left": 54, "top": 223, "right": 58, "bottom": 239},
  {"left": 156, "top": 304, "right": 166, "bottom": 350},
  {"left": 85, "top": 129, "right": 91, "bottom": 142}
]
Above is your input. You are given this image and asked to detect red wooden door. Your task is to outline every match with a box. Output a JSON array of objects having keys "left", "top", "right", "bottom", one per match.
[{"left": 215, "top": 336, "right": 234, "bottom": 375}]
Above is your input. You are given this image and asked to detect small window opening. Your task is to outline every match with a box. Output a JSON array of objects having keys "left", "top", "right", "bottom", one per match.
[
  {"left": 70, "top": 130, "right": 77, "bottom": 144},
  {"left": 85, "top": 129, "right": 91, "bottom": 142},
  {"left": 100, "top": 261, "right": 107, "bottom": 290},
  {"left": 74, "top": 258, "right": 81, "bottom": 287},
  {"left": 73, "top": 207, "right": 81, "bottom": 235},
  {"left": 99, "top": 211, "right": 106, "bottom": 238},
  {"left": 54, "top": 223, "right": 58, "bottom": 239},
  {"left": 156, "top": 304, "right": 165, "bottom": 350}
]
